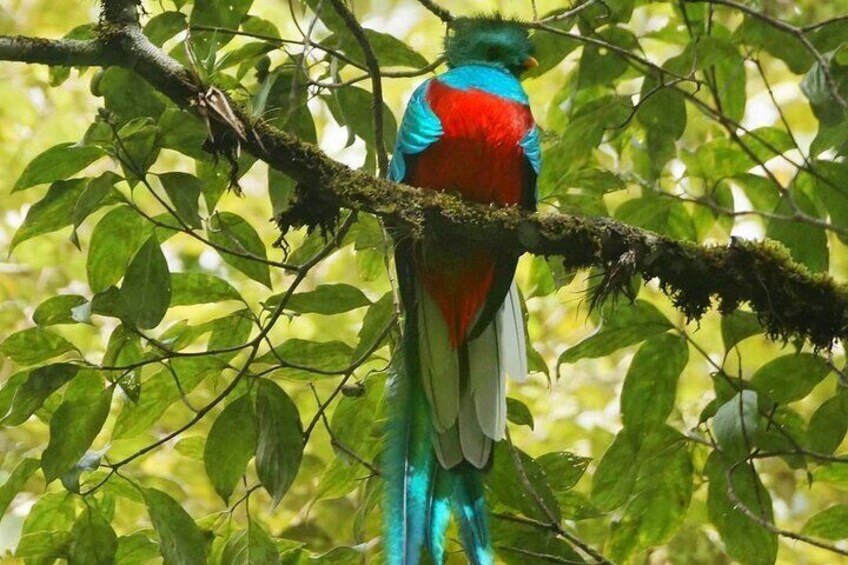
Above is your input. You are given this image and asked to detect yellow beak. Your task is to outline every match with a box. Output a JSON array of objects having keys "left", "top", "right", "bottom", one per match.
[{"left": 523, "top": 56, "right": 539, "bottom": 69}]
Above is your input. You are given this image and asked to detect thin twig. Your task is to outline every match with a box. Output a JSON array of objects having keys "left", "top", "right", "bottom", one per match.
[{"left": 328, "top": 0, "right": 389, "bottom": 176}]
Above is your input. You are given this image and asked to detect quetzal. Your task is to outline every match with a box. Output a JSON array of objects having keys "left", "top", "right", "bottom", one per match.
[{"left": 384, "top": 16, "right": 540, "bottom": 565}]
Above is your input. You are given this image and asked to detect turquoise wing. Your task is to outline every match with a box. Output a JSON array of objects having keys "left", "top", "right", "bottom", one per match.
[{"left": 388, "top": 79, "right": 444, "bottom": 183}]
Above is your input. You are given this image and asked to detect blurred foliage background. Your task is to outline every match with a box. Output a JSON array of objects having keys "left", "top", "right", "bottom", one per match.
[{"left": 3, "top": 0, "right": 848, "bottom": 563}]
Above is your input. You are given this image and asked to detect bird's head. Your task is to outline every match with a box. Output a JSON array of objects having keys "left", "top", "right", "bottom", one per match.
[{"left": 444, "top": 15, "right": 537, "bottom": 77}]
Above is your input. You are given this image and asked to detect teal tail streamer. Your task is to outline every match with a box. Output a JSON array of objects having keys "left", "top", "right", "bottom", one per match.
[{"left": 383, "top": 290, "right": 494, "bottom": 565}]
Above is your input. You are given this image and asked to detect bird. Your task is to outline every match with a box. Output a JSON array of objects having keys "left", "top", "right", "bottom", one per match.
[{"left": 383, "top": 15, "right": 540, "bottom": 565}]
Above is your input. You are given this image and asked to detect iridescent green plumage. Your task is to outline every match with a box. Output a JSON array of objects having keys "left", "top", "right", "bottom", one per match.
[{"left": 445, "top": 15, "right": 534, "bottom": 76}]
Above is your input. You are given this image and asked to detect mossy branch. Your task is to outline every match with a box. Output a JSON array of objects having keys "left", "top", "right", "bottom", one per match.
[{"left": 1, "top": 11, "right": 847, "bottom": 349}]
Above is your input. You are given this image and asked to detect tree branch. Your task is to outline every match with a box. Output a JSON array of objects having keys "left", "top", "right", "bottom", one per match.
[
  {"left": 327, "top": 0, "right": 389, "bottom": 176},
  {"left": 2, "top": 17, "right": 848, "bottom": 349},
  {"left": 0, "top": 35, "right": 116, "bottom": 67}
]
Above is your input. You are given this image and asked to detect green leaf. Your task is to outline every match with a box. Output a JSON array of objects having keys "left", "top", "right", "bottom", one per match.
[
  {"left": 578, "top": 26, "right": 638, "bottom": 89},
  {"left": 621, "top": 333, "right": 688, "bottom": 433},
  {"left": 802, "top": 505, "right": 848, "bottom": 540},
  {"left": 721, "top": 310, "right": 763, "bottom": 351},
  {"left": 204, "top": 394, "right": 257, "bottom": 503},
  {"left": 325, "top": 28, "right": 428, "bottom": 69},
  {"left": 41, "top": 373, "right": 113, "bottom": 482},
  {"left": 637, "top": 76, "right": 687, "bottom": 139},
  {"left": 491, "top": 519, "right": 583, "bottom": 565},
  {"left": 506, "top": 398, "right": 534, "bottom": 430},
  {"left": 11, "top": 178, "right": 89, "bottom": 249},
  {"left": 208, "top": 212, "right": 272, "bottom": 288},
  {"left": 13, "top": 143, "right": 104, "bottom": 192},
  {"left": 1, "top": 363, "right": 79, "bottom": 426},
  {"left": 170, "top": 272, "right": 242, "bottom": 306},
  {"left": 272, "top": 284, "right": 371, "bottom": 315},
  {"left": 68, "top": 506, "right": 118, "bottom": 565},
  {"left": 207, "top": 309, "right": 253, "bottom": 359},
  {"left": 175, "top": 436, "right": 205, "bottom": 460},
  {"left": 486, "top": 443, "right": 561, "bottom": 522},
  {"left": 33, "top": 295, "right": 89, "bottom": 326},
  {"left": 254, "top": 380, "right": 304, "bottom": 505},
  {"left": 766, "top": 188, "right": 828, "bottom": 273},
  {"left": 750, "top": 353, "right": 831, "bottom": 404},
  {"left": 115, "top": 533, "right": 160, "bottom": 564},
  {"left": 705, "top": 452, "right": 777, "bottom": 565},
  {"left": 807, "top": 394, "right": 848, "bottom": 454},
  {"left": 684, "top": 128, "right": 794, "bottom": 181},
  {"left": 159, "top": 172, "right": 202, "bottom": 228},
  {"left": 112, "top": 358, "right": 222, "bottom": 439},
  {"left": 315, "top": 373, "right": 385, "bottom": 501},
  {"left": 17, "top": 492, "right": 75, "bottom": 558},
  {"left": 87, "top": 205, "right": 152, "bottom": 293},
  {"left": 143, "top": 487, "right": 207, "bottom": 565},
  {"left": 159, "top": 108, "right": 208, "bottom": 159},
  {"left": 735, "top": 16, "right": 813, "bottom": 73},
  {"left": 523, "top": 15, "right": 579, "bottom": 78},
  {"left": 559, "top": 300, "right": 672, "bottom": 365},
  {"left": 0, "top": 458, "right": 40, "bottom": 518},
  {"left": 352, "top": 292, "right": 394, "bottom": 361},
  {"left": 190, "top": 0, "right": 253, "bottom": 29},
  {"left": 608, "top": 429, "right": 693, "bottom": 560},
  {"left": 256, "top": 339, "right": 353, "bottom": 377},
  {"left": 116, "top": 118, "right": 161, "bottom": 180},
  {"left": 712, "top": 390, "right": 759, "bottom": 462},
  {"left": 802, "top": 54, "right": 848, "bottom": 127},
  {"left": 118, "top": 235, "right": 172, "bottom": 329},
  {"left": 732, "top": 174, "right": 781, "bottom": 213},
  {"left": 144, "top": 11, "right": 187, "bottom": 46},
  {"left": 591, "top": 427, "right": 640, "bottom": 511},
  {"left": 327, "top": 85, "right": 397, "bottom": 150},
  {"left": 711, "top": 41, "right": 747, "bottom": 123},
  {"left": 0, "top": 327, "right": 75, "bottom": 366},
  {"left": 0, "top": 371, "right": 27, "bottom": 420},
  {"left": 615, "top": 196, "right": 697, "bottom": 241},
  {"left": 535, "top": 451, "right": 590, "bottom": 493},
  {"left": 220, "top": 520, "right": 281, "bottom": 565},
  {"left": 98, "top": 67, "right": 167, "bottom": 124},
  {"left": 15, "top": 531, "right": 70, "bottom": 560},
  {"left": 807, "top": 161, "right": 848, "bottom": 245},
  {"left": 48, "top": 24, "right": 95, "bottom": 86}
]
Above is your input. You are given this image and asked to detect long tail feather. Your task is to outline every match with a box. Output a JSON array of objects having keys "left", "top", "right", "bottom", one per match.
[
  {"left": 384, "top": 319, "right": 435, "bottom": 565},
  {"left": 452, "top": 465, "right": 493, "bottom": 565},
  {"left": 426, "top": 467, "right": 453, "bottom": 563}
]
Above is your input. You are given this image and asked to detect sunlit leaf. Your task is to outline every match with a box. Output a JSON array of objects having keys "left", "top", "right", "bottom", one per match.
[
  {"left": 170, "top": 272, "right": 242, "bottom": 306},
  {"left": 13, "top": 143, "right": 104, "bottom": 192},
  {"left": 11, "top": 179, "right": 89, "bottom": 249},
  {"left": 1, "top": 363, "right": 79, "bottom": 426},
  {"left": 0, "top": 327, "right": 76, "bottom": 367},
  {"left": 0, "top": 458, "right": 40, "bottom": 519},
  {"left": 802, "top": 505, "right": 848, "bottom": 540},
  {"left": 208, "top": 212, "right": 272, "bottom": 288},
  {"left": 559, "top": 300, "right": 672, "bottom": 365},
  {"left": 41, "top": 373, "right": 112, "bottom": 482},
  {"left": 87, "top": 205, "right": 151, "bottom": 293}
]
